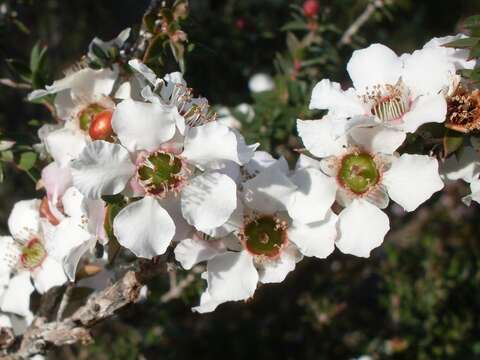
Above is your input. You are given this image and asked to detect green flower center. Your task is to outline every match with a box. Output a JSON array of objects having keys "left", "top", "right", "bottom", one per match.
[
  {"left": 20, "top": 238, "right": 47, "bottom": 271},
  {"left": 243, "top": 216, "right": 287, "bottom": 258},
  {"left": 78, "top": 103, "right": 107, "bottom": 131},
  {"left": 137, "top": 151, "right": 185, "bottom": 196},
  {"left": 338, "top": 153, "right": 379, "bottom": 194}
]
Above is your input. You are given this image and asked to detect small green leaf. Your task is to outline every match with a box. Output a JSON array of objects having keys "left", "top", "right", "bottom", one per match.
[
  {"left": 464, "top": 15, "right": 480, "bottom": 29},
  {"left": 90, "top": 42, "right": 109, "bottom": 61},
  {"left": 30, "top": 42, "right": 47, "bottom": 74},
  {"left": 443, "top": 37, "right": 480, "bottom": 49},
  {"left": 17, "top": 152, "right": 37, "bottom": 171},
  {"left": 1, "top": 150, "right": 14, "bottom": 163},
  {"left": 443, "top": 131, "right": 464, "bottom": 158}
]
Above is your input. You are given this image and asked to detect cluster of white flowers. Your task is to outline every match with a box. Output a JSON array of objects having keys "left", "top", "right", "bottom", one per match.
[{"left": 0, "top": 32, "right": 478, "bottom": 323}]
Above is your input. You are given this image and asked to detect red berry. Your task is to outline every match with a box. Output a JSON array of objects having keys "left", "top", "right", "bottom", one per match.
[
  {"left": 235, "top": 17, "right": 247, "bottom": 30},
  {"left": 303, "top": 0, "right": 320, "bottom": 18},
  {"left": 89, "top": 110, "right": 114, "bottom": 141}
]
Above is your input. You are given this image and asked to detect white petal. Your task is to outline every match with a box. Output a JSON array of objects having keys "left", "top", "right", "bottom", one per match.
[
  {"left": 309, "top": 79, "right": 364, "bottom": 116},
  {"left": 113, "top": 197, "right": 175, "bottom": 258},
  {"left": 32, "top": 257, "right": 68, "bottom": 293},
  {"left": 182, "top": 122, "right": 244, "bottom": 166},
  {"left": 112, "top": 99, "right": 177, "bottom": 152},
  {"left": 204, "top": 197, "right": 244, "bottom": 238},
  {"left": 8, "top": 199, "right": 41, "bottom": 243},
  {"left": 54, "top": 90, "right": 76, "bottom": 120},
  {"left": 295, "top": 154, "right": 322, "bottom": 171},
  {"left": 181, "top": 172, "right": 237, "bottom": 232},
  {"left": 297, "top": 118, "right": 347, "bottom": 158},
  {"left": 384, "top": 154, "right": 444, "bottom": 212},
  {"left": 46, "top": 218, "right": 92, "bottom": 280},
  {"left": 192, "top": 290, "right": 224, "bottom": 313},
  {"left": 288, "top": 167, "right": 337, "bottom": 223},
  {"left": 44, "top": 125, "right": 87, "bottom": 168},
  {"left": 193, "top": 251, "right": 258, "bottom": 313},
  {"left": 0, "top": 236, "right": 18, "bottom": 273},
  {"left": 336, "top": 199, "right": 390, "bottom": 257},
  {"left": 442, "top": 146, "right": 480, "bottom": 183},
  {"left": 347, "top": 44, "right": 402, "bottom": 91},
  {"left": 242, "top": 162, "right": 297, "bottom": 214},
  {"left": 128, "top": 59, "right": 159, "bottom": 86},
  {"left": 61, "top": 187, "right": 88, "bottom": 218},
  {"left": 174, "top": 237, "right": 224, "bottom": 270},
  {"left": 349, "top": 126, "right": 406, "bottom": 154},
  {"left": 71, "top": 141, "right": 135, "bottom": 199},
  {"left": 463, "top": 177, "right": 480, "bottom": 206},
  {"left": 159, "top": 195, "right": 194, "bottom": 243},
  {"left": 1, "top": 273, "right": 34, "bottom": 317},
  {"left": 288, "top": 210, "right": 338, "bottom": 258},
  {"left": 423, "top": 35, "right": 476, "bottom": 70},
  {"left": 399, "top": 94, "right": 447, "bottom": 133},
  {"left": 259, "top": 245, "right": 301, "bottom": 283},
  {"left": 245, "top": 151, "right": 276, "bottom": 175},
  {"left": 46, "top": 67, "right": 117, "bottom": 101},
  {"left": 0, "top": 314, "right": 12, "bottom": 328},
  {"left": 402, "top": 47, "right": 456, "bottom": 96}
]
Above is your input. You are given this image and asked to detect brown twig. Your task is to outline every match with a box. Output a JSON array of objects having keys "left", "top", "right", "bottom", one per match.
[
  {"left": 0, "top": 261, "right": 170, "bottom": 359},
  {"left": 337, "top": 0, "right": 389, "bottom": 47},
  {"left": 0, "top": 79, "right": 31, "bottom": 90}
]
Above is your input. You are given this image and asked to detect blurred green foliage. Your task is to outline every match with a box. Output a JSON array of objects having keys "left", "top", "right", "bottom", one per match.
[{"left": 1, "top": 0, "right": 480, "bottom": 359}]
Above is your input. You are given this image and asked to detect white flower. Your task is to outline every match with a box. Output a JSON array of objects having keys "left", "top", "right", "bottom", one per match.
[
  {"left": 175, "top": 154, "right": 343, "bottom": 313},
  {"left": 297, "top": 117, "right": 444, "bottom": 257},
  {"left": 0, "top": 200, "right": 68, "bottom": 294},
  {"left": 71, "top": 94, "right": 255, "bottom": 259},
  {"left": 29, "top": 65, "right": 119, "bottom": 169},
  {"left": 309, "top": 42, "right": 469, "bottom": 143},
  {"left": 248, "top": 73, "right": 275, "bottom": 93},
  {"left": 442, "top": 146, "right": 480, "bottom": 205},
  {"left": 0, "top": 193, "right": 102, "bottom": 297}
]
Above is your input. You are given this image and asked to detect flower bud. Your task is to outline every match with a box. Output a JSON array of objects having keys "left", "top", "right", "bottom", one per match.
[
  {"left": 89, "top": 110, "right": 114, "bottom": 141},
  {"left": 303, "top": 0, "right": 320, "bottom": 18}
]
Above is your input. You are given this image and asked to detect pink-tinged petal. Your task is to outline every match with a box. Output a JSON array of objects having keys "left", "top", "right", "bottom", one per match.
[
  {"left": 347, "top": 44, "right": 402, "bottom": 91},
  {"left": 71, "top": 141, "right": 135, "bottom": 199},
  {"left": 288, "top": 210, "right": 338, "bottom": 258},
  {"left": 41, "top": 162, "right": 73, "bottom": 206},
  {"left": 336, "top": 199, "right": 390, "bottom": 257},
  {"left": 384, "top": 154, "right": 444, "bottom": 212},
  {"left": 113, "top": 197, "right": 175, "bottom": 259}
]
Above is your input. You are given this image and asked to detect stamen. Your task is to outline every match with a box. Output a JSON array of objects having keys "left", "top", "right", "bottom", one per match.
[{"left": 362, "top": 79, "right": 410, "bottom": 123}]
